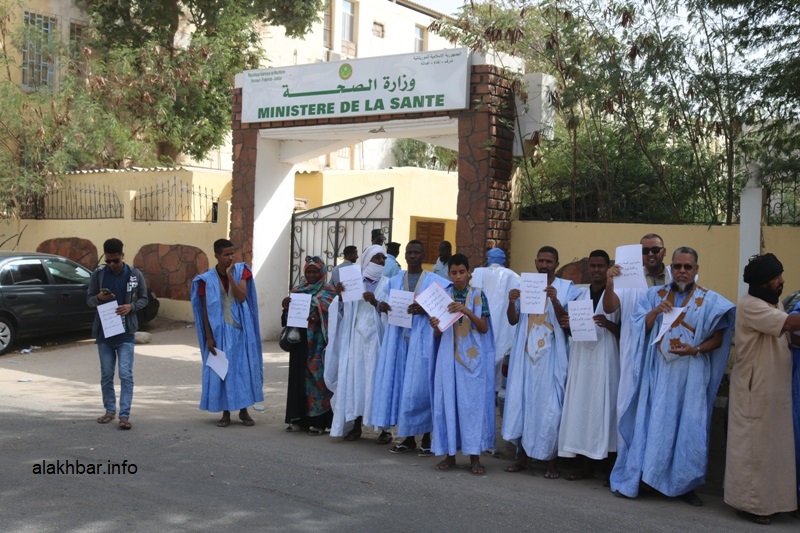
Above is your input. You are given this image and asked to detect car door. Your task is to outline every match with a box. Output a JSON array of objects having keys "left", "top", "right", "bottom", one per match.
[
  {"left": 0, "top": 259, "right": 56, "bottom": 335},
  {"left": 42, "top": 257, "right": 95, "bottom": 331}
]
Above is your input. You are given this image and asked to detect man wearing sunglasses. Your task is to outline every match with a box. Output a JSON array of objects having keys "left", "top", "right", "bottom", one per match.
[
  {"left": 640, "top": 234, "right": 670, "bottom": 288},
  {"left": 610, "top": 246, "right": 734, "bottom": 507},
  {"left": 87, "top": 238, "right": 149, "bottom": 430}
]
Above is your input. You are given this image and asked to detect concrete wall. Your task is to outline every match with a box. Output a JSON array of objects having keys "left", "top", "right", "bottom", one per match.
[
  {"left": 509, "top": 221, "right": 800, "bottom": 303},
  {"left": 0, "top": 168, "right": 232, "bottom": 322}
]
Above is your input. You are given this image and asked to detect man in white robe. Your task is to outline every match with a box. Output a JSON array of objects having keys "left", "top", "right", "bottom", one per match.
[
  {"left": 558, "top": 250, "right": 620, "bottom": 479},
  {"left": 501, "top": 246, "right": 582, "bottom": 478},
  {"left": 472, "top": 247, "right": 519, "bottom": 392},
  {"left": 325, "top": 245, "right": 389, "bottom": 443}
]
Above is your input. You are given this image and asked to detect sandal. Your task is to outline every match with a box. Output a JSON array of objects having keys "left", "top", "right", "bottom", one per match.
[
  {"left": 343, "top": 429, "right": 362, "bottom": 441},
  {"left": 544, "top": 469, "right": 561, "bottom": 479},
  {"left": 389, "top": 443, "right": 415, "bottom": 454},
  {"left": 96, "top": 412, "right": 115, "bottom": 424},
  {"left": 417, "top": 447, "right": 434, "bottom": 457},
  {"left": 376, "top": 430, "right": 393, "bottom": 445},
  {"left": 118, "top": 417, "right": 132, "bottom": 430},
  {"left": 217, "top": 416, "right": 231, "bottom": 427},
  {"left": 470, "top": 463, "right": 486, "bottom": 475},
  {"left": 736, "top": 511, "right": 771, "bottom": 525},
  {"left": 239, "top": 413, "right": 255, "bottom": 426},
  {"left": 504, "top": 462, "right": 526, "bottom": 473},
  {"left": 285, "top": 424, "right": 302, "bottom": 432},
  {"left": 308, "top": 426, "right": 324, "bottom": 436},
  {"left": 435, "top": 458, "right": 456, "bottom": 471}
]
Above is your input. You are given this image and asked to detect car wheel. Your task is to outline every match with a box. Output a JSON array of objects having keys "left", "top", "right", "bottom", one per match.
[{"left": 0, "top": 316, "right": 16, "bottom": 355}]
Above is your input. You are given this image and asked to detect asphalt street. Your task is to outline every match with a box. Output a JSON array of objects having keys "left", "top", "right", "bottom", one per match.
[{"left": 0, "top": 321, "right": 794, "bottom": 532}]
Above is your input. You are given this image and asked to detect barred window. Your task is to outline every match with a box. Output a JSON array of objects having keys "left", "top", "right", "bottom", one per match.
[
  {"left": 21, "top": 12, "right": 58, "bottom": 91},
  {"left": 69, "top": 22, "right": 88, "bottom": 76}
]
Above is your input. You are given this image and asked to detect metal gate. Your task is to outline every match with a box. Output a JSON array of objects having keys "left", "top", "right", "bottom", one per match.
[{"left": 290, "top": 188, "right": 393, "bottom": 289}]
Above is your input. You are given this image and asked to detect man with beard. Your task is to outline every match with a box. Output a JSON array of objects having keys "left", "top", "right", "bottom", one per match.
[
  {"left": 725, "top": 253, "right": 800, "bottom": 525},
  {"left": 373, "top": 240, "right": 445, "bottom": 456},
  {"left": 432, "top": 241, "right": 452, "bottom": 278},
  {"left": 610, "top": 247, "right": 734, "bottom": 506},
  {"left": 558, "top": 250, "right": 620, "bottom": 480},
  {"left": 502, "top": 246, "right": 582, "bottom": 478}
]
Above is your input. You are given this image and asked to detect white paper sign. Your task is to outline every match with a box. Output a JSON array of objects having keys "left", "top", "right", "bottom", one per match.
[
  {"left": 287, "top": 293, "right": 313, "bottom": 328},
  {"left": 614, "top": 244, "right": 648, "bottom": 289},
  {"left": 415, "top": 283, "right": 463, "bottom": 332},
  {"left": 387, "top": 289, "right": 414, "bottom": 328},
  {"left": 339, "top": 264, "right": 365, "bottom": 303},
  {"left": 98, "top": 301, "right": 125, "bottom": 338},
  {"left": 470, "top": 268, "right": 485, "bottom": 290},
  {"left": 652, "top": 306, "right": 687, "bottom": 345},
  {"left": 568, "top": 299, "right": 598, "bottom": 342},
  {"left": 521, "top": 273, "right": 548, "bottom": 314},
  {"left": 205, "top": 348, "right": 229, "bottom": 381}
]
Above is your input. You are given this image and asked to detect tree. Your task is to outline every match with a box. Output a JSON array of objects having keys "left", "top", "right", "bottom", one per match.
[
  {"left": 391, "top": 138, "right": 458, "bottom": 171},
  {"left": 86, "top": 0, "right": 323, "bottom": 160}
]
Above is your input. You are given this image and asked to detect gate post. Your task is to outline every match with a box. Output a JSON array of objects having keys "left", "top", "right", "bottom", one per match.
[{"left": 456, "top": 65, "right": 515, "bottom": 268}]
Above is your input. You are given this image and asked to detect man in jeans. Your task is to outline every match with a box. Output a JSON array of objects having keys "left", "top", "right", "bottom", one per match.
[{"left": 88, "top": 238, "right": 148, "bottom": 430}]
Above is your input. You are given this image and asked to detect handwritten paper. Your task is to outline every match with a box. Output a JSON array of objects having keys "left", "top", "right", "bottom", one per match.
[
  {"left": 614, "top": 244, "right": 648, "bottom": 289},
  {"left": 520, "top": 273, "right": 548, "bottom": 314},
  {"left": 205, "top": 348, "right": 229, "bottom": 381},
  {"left": 415, "top": 283, "right": 463, "bottom": 332},
  {"left": 387, "top": 289, "right": 414, "bottom": 328},
  {"left": 98, "top": 301, "right": 125, "bottom": 338},
  {"left": 652, "top": 306, "right": 686, "bottom": 345},
  {"left": 287, "top": 293, "right": 312, "bottom": 328},
  {"left": 568, "top": 300, "right": 598, "bottom": 342},
  {"left": 339, "top": 264, "right": 365, "bottom": 303}
]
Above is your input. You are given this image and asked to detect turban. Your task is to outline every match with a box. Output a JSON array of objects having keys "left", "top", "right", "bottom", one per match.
[
  {"left": 487, "top": 247, "right": 506, "bottom": 266},
  {"left": 743, "top": 253, "right": 783, "bottom": 286},
  {"left": 360, "top": 244, "right": 386, "bottom": 269}
]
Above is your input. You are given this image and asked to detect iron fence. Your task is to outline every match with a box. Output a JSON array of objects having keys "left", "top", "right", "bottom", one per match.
[
  {"left": 19, "top": 182, "right": 124, "bottom": 219},
  {"left": 766, "top": 181, "right": 800, "bottom": 226},
  {"left": 134, "top": 177, "right": 218, "bottom": 222}
]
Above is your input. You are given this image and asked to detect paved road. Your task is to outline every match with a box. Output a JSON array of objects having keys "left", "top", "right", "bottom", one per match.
[{"left": 0, "top": 324, "right": 794, "bottom": 532}]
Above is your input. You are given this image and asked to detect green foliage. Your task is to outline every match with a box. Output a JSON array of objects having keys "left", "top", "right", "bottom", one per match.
[
  {"left": 434, "top": 0, "right": 755, "bottom": 224},
  {"left": 391, "top": 138, "right": 458, "bottom": 171}
]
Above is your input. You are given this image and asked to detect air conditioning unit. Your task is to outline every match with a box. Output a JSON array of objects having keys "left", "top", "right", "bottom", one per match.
[{"left": 326, "top": 50, "right": 342, "bottom": 62}]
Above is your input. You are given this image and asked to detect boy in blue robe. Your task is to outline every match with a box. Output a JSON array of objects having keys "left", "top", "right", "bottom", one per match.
[
  {"left": 191, "top": 239, "right": 263, "bottom": 427},
  {"left": 429, "top": 254, "right": 495, "bottom": 474}
]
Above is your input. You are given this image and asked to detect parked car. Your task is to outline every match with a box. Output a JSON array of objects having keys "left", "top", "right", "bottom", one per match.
[{"left": 0, "top": 252, "right": 158, "bottom": 355}]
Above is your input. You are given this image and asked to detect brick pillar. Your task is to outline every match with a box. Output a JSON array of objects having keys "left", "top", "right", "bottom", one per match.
[
  {"left": 230, "top": 88, "right": 255, "bottom": 264},
  {"left": 456, "top": 65, "right": 515, "bottom": 269}
]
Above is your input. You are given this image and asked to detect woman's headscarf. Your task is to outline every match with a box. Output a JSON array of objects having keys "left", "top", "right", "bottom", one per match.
[{"left": 292, "top": 256, "right": 336, "bottom": 328}]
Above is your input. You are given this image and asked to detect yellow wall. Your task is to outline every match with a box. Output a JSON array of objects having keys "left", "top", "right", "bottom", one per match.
[
  {"left": 509, "top": 221, "right": 745, "bottom": 302},
  {"left": 296, "top": 166, "right": 459, "bottom": 269},
  {"left": 0, "top": 168, "right": 232, "bottom": 321},
  {"left": 763, "top": 226, "right": 800, "bottom": 301}
]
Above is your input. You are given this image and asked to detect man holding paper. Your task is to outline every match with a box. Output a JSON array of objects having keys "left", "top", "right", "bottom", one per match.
[
  {"left": 324, "top": 245, "right": 391, "bottom": 444},
  {"left": 191, "top": 239, "right": 263, "bottom": 428},
  {"left": 610, "top": 247, "right": 734, "bottom": 506},
  {"left": 373, "top": 240, "right": 443, "bottom": 456},
  {"left": 558, "top": 250, "right": 620, "bottom": 479},
  {"left": 88, "top": 238, "right": 149, "bottom": 430},
  {"left": 502, "top": 246, "right": 581, "bottom": 478}
]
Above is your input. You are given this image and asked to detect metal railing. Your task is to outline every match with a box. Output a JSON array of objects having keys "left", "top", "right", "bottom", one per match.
[
  {"left": 19, "top": 183, "right": 124, "bottom": 219},
  {"left": 134, "top": 177, "right": 218, "bottom": 222}
]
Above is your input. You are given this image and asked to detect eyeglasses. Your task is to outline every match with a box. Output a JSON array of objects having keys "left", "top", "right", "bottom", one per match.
[
  {"left": 105, "top": 258, "right": 121, "bottom": 265},
  {"left": 642, "top": 246, "right": 663, "bottom": 255},
  {"left": 671, "top": 263, "right": 695, "bottom": 271}
]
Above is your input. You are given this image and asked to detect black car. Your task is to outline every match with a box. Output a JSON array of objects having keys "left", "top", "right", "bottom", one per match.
[{"left": 0, "top": 252, "right": 158, "bottom": 355}]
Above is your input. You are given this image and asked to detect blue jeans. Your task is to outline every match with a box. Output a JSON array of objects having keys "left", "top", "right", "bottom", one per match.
[{"left": 98, "top": 339, "right": 134, "bottom": 418}]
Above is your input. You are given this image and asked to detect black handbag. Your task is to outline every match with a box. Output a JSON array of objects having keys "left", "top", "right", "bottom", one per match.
[{"left": 279, "top": 326, "right": 302, "bottom": 351}]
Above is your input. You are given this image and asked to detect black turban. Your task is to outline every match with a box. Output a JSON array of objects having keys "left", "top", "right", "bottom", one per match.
[{"left": 743, "top": 253, "right": 783, "bottom": 286}]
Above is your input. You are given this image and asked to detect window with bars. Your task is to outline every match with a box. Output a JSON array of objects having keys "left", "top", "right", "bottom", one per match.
[
  {"left": 322, "top": 2, "right": 332, "bottom": 49},
  {"left": 341, "top": 0, "right": 356, "bottom": 56},
  {"left": 69, "top": 22, "right": 87, "bottom": 76},
  {"left": 21, "top": 12, "right": 58, "bottom": 91}
]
